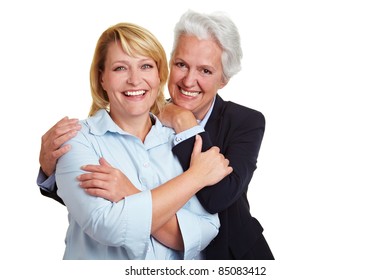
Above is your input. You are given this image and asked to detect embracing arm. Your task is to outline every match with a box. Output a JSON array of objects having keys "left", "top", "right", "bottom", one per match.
[
  {"left": 37, "top": 117, "right": 81, "bottom": 204},
  {"left": 40, "top": 117, "right": 81, "bottom": 176}
]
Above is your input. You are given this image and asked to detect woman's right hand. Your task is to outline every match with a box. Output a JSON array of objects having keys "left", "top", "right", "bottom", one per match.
[
  {"left": 40, "top": 117, "right": 81, "bottom": 176},
  {"left": 188, "top": 135, "right": 233, "bottom": 188},
  {"left": 158, "top": 102, "right": 198, "bottom": 133}
]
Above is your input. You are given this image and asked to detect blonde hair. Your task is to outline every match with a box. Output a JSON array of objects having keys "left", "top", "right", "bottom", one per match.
[{"left": 89, "top": 22, "right": 168, "bottom": 116}]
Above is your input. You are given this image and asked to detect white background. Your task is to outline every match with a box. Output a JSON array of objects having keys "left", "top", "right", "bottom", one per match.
[{"left": 1, "top": 0, "right": 389, "bottom": 279}]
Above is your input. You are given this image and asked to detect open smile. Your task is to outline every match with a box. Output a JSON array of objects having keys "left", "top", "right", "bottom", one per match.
[
  {"left": 180, "top": 87, "right": 201, "bottom": 97},
  {"left": 123, "top": 90, "right": 146, "bottom": 96}
]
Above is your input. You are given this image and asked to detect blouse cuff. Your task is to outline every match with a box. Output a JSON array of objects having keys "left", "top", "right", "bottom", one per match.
[{"left": 173, "top": 126, "right": 204, "bottom": 146}]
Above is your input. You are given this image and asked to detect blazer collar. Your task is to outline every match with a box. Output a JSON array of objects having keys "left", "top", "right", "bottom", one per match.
[
  {"left": 204, "top": 94, "right": 227, "bottom": 140},
  {"left": 206, "top": 94, "right": 225, "bottom": 124}
]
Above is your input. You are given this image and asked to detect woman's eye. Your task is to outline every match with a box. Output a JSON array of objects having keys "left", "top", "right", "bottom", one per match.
[
  {"left": 176, "top": 62, "right": 186, "bottom": 68},
  {"left": 114, "top": 66, "right": 126, "bottom": 71},
  {"left": 141, "top": 64, "right": 153, "bottom": 69},
  {"left": 202, "top": 69, "right": 212, "bottom": 75}
]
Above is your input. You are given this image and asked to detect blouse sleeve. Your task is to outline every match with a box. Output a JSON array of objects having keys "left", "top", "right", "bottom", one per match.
[
  {"left": 176, "top": 197, "right": 220, "bottom": 260},
  {"left": 56, "top": 130, "right": 153, "bottom": 259}
]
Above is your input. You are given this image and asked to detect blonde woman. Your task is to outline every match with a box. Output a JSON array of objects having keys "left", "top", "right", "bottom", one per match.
[{"left": 55, "top": 22, "right": 232, "bottom": 260}]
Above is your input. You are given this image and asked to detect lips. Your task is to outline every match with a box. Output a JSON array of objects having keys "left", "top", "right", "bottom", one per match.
[{"left": 123, "top": 90, "right": 146, "bottom": 96}]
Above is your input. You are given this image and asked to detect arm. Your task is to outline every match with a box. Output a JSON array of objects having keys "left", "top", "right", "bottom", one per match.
[
  {"left": 59, "top": 134, "right": 231, "bottom": 257},
  {"left": 77, "top": 158, "right": 184, "bottom": 249},
  {"left": 173, "top": 106, "right": 266, "bottom": 214},
  {"left": 37, "top": 117, "right": 80, "bottom": 204},
  {"left": 78, "top": 111, "right": 206, "bottom": 250},
  {"left": 40, "top": 116, "right": 81, "bottom": 176},
  {"left": 56, "top": 132, "right": 152, "bottom": 259}
]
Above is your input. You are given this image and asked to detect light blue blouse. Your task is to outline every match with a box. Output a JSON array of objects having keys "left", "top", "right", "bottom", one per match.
[{"left": 55, "top": 109, "right": 219, "bottom": 260}]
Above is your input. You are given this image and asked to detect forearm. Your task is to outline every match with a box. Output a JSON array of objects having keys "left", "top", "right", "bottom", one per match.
[
  {"left": 150, "top": 169, "right": 203, "bottom": 234},
  {"left": 153, "top": 199, "right": 220, "bottom": 257},
  {"left": 152, "top": 216, "right": 184, "bottom": 250}
]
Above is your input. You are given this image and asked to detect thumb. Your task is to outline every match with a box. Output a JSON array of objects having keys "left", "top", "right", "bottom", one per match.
[
  {"left": 191, "top": 135, "right": 203, "bottom": 156},
  {"left": 99, "top": 157, "right": 112, "bottom": 167}
]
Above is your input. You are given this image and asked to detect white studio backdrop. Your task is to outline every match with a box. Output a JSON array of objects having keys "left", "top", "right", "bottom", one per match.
[{"left": 1, "top": 0, "right": 389, "bottom": 279}]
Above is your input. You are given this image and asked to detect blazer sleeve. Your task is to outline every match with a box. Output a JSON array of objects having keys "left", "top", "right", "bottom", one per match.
[
  {"left": 36, "top": 168, "right": 65, "bottom": 205},
  {"left": 172, "top": 105, "right": 265, "bottom": 214},
  {"left": 172, "top": 131, "right": 213, "bottom": 170},
  {"left": 40, "top": 185, "right": 64, "bottom": 205}
]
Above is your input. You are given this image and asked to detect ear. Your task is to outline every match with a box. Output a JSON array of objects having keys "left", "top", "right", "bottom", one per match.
[
  {"left": 99, "top": 70, "right": 106, "bottom": 90},
  {"left": 219, "top": 78, "right": 229, "bottom": 90}
]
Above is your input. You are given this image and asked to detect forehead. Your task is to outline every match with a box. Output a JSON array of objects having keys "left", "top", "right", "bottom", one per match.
[
  {"left": 174, "top": 35, "right": 222, "bottom": 65},
  {"left": 106, "top": 42, "right": 152, "bottom": 62}
]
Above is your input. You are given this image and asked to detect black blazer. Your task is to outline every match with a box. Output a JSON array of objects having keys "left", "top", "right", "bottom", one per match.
[{"left": 172, "top": 95, "right": 273, "bottom": 260}]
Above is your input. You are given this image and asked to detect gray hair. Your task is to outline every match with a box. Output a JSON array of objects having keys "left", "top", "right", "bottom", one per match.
[{"left": 171, "top": 10, "right": 243, "bottom": 81}]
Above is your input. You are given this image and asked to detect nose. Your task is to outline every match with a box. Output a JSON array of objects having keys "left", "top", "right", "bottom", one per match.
[
  {"left": 182, "top": 70, "right": 197, "bottom": 88},
  {"left": 127, "top": 69, "right": 141, "bottom": 85}
]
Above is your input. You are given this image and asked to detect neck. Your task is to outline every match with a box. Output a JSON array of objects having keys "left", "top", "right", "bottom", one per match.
[{"left": 111, "top": 113, "right": 153, "bottom": 142}]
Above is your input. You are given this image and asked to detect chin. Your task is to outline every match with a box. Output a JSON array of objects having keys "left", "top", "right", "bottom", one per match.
[{"left": 175, "top": 100, "right": 193, "bottom": 109}]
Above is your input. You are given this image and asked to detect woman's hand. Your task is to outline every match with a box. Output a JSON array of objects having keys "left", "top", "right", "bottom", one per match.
[
  {"left": 40, "top": 117, "right": 81, "bottom": 176},
  {"left": 188, "top": 135, "right": 233, "bottom": 188},
  {"left": 78, "top": 157, "right": 139, "bottom": 202},
  {"left": 158, "top": 103, "right": 198, "bottom": 133}
]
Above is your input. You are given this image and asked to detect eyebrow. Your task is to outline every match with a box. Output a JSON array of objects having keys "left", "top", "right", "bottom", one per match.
[
  {"left": 174, "top": 58, "right": 217, "bottom": 71},
  {"left": 110, "top": 58, "right": 155, "bottom": 65}
]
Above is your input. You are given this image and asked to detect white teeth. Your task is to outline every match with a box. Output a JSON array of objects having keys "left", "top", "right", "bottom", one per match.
[
  {"left": 124, "top": 90, "right": 145, "bottom": 96},
  {"left": 180, "top": 89, "right": 200, "bottom": 97}
]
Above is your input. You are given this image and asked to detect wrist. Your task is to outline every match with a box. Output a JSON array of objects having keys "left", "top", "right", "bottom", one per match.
[{"left": 173, "top": 111, "right": 198, "bottom": 133}]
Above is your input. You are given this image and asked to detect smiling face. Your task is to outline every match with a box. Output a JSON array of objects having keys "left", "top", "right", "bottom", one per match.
[
  {"left": 168, "top": 35, "right": 227, "bottom": 120},
  {"left": 100, "top": 42, "right": 160, "bottom": 124}
]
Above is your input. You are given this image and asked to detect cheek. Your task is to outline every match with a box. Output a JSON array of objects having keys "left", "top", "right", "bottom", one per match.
[
  {"left": 149, "top": 75, "right": 161, "bottom": 94},
  {"left": 207, "top": 77, "right": 223, "bottom": 93},
  {"left": 101, "top": 73, "right": 117, "bottom": 92},
  {"left": 169, "top": 69, "right": 182, "bottom": 83},
  {"left": 199, "top": 79, "right": 215, "bottom": 93}
]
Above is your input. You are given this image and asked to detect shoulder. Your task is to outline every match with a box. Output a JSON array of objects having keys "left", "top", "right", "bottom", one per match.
[
  {"left": 227, "top": 100, "right": 264, "bottom": 118},
  {"left": 217, "top": 96, "right": 265, "bottom": 126}
]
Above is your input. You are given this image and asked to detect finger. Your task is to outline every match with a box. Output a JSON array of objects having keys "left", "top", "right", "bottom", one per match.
[
  {"left": 55, "top": 116, "right": 80, "bottom": 128},
  {"left": 50, "top": 130, "right": 78, "bottom": 150},
  {"left": 78, "top": 172, "right": 109, "bottom": 183},
  {"left": 51, "top": 123, "right": 81, "bottom": 141},
  {"left": 99, "top": 157, "right": 112, "bottom": 167},
  {"left": 192, "top": 134, "right": 203, "bottom": 156},
  {"left": 227, "top": 166, "right": 233, "bottom": 175},
  {"left": 51, "top": 144, "right": 72, "bottom": 159},
  {"left": 45, "top": 117, "right": 80, "bottom": 137},
  {"left": 42, "top": 122, "right": 80, "bottom": 148},
  {"left": 80, "top": 164, "right": 110, "bottom": 173},
  {"left": 79, "top": 179, "right": 108, "bottom": 189}
]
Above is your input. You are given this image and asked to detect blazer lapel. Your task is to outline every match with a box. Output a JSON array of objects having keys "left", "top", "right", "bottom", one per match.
[{"left": 205, "top": 94, "right": 226, "bottom": 141}]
